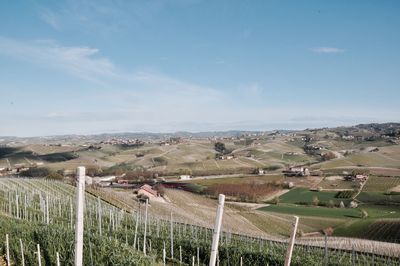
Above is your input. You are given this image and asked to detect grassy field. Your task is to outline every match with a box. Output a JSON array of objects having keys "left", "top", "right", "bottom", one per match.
[
  {"left": 357, "top": 191, "right": 400, "bottom": 204},
  {"left": 360, "top": 204, "right": 400, "bottom": 219},
  {"left": 278, "top": 188, "right": 351, "bottom": 205},
  {"left": 334, "top": 219, "right": 400, "bottom": 243},
  {"left": 259, "top": 204, "right": 361, "bottom": 218},
  {"left": 187, "top": 174, "right": 283, "bottom": 186}
]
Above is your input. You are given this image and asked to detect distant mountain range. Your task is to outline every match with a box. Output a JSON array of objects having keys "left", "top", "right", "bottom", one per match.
[{"left": 1, "top": 122, "right": 399, "bottom": 145}]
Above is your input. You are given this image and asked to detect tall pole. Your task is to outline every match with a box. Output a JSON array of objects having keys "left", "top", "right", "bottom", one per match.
[
  {"left": 37, "top": 244, "right": 42, "bottom": 266},
  {"left": 74, "top": 166, "right": 86, "bottom": 266},
  {"left": 143, "top": 199, "right": 148, "bottom": 255},
  {"left": 170, "top": 212, "right": 174, "bottom": 259},
  {"left": 133, "top": 212, "right": 139, "bottom": 249},
  {"left": 284, "top": 216, "right": 299, "bottom": 266},
  {"left": 209, "top": 194, "right": 225, "bottom": 266},
  {"left": 19, "top": 239, "right": 25, "bottom": 266},
  {"left": 97, "top": 197, "right": 102, "bottom": 236},
  {"left": 6, "top": 234, "right": 10, "bottom": 266}
]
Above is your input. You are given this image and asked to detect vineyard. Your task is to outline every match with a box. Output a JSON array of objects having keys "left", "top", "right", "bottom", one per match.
[{"left": 0, "top": 178, "right": 400, "bottom": 265}]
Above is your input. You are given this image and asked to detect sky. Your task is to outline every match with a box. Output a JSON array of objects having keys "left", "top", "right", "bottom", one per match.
[{"left": 0, "top": 0, "right": 400, "bottom": 137}]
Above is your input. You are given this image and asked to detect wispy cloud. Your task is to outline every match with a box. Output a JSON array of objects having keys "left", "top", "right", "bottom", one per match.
[
  {"left": 0, "top": 37, "right": 116, "bottom": 83},
  {"left": 0, "top": 36, "right": 223, "bottom": 115},
  {"left": 35, "top": 0, "right": 187, "bottom": 35},
  {"left": 311, "top": 47, "right": 345, "bottom": 54},
  {"left": 38, "top": 8, "right": 61, "bottom": 30}
]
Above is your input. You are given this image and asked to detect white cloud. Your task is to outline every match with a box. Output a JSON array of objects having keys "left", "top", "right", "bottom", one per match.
[
  {"left": 311, "top": 47, "right": 345, "bottom": 54},
  {"left": 0, "top": 37, "right": 117, "bottom": 83}
]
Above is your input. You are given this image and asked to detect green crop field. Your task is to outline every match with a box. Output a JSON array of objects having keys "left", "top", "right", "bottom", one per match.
[
  {"left": 278, "top": 188, "right": 350, "bottom": 205},
  {"left": 360, "top": 205, "right": 400, "bottom": 219}
]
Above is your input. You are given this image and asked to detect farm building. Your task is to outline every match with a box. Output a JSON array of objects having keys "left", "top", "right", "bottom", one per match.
[
  {"left": 283, "top": 167, "right": 310, "bottom": 177},
  {"left": 179, "top": 175, "right": 191, "bottom": 180},
  {"left": 137, "top": 184, "right": 159, "bottom": 198},
  {"left": 218, "top": 154, "right": 234, "bottom": 160},
  {"left": 344, "top": 174, "right": 368, "bottom": 182}
]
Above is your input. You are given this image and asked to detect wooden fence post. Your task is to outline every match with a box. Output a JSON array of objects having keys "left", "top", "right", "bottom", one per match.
[
  {"left": 56, "top": 252, "right": 60, "bottom": 266},
  {"left": 171, "top": 212, "right": 174, "bottom": 259},
  {"left": 143, "top": 199, "right": 148, "bottom": 255},
  {"left": 209, "top": 194, "right": 225, "bottom": 266},
  {"left": 6, "top": 234, "right": 10, "bottom": 266},
  {"left": 37, "top": 244, "right": 42, "bottom": 266},
  {"left": 19, "top": 238, "right": 25, "bottom": 266},
  {"left": 284, "top": 216, "right": 299, "bottom": 266},
  {"left": 74, "top": 166, "right": 86, "bottom": 266}
]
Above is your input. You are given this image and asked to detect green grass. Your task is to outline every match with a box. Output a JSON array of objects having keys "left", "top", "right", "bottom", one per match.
[
  {"left": 360, "top": 204, "right": 400, "bottom": 218},
  {"left": 279, "top": 188, "right": 350, "bottom": 204},
  {"left": 187, "top": 175, "right": 283, "bottom": 186},
  {"left": 259, "top": 204, "right": 361, "bottom": 218},
  {"left": 357, "top": 191, "right": 400, "bottom": 204},
  {"left": 334, "top": 219, "right": 400, "bottom": 243}
]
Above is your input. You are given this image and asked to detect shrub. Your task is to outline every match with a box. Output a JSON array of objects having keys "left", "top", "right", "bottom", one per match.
[
  {"left": 46, "top": 172, "right": 64, "bottom": 180},
  {"left": 21, "top": 167, "right": 50, "bottom": 177},
  {"left": 312, "top": 196, "right": 319, "bottom": 206}
]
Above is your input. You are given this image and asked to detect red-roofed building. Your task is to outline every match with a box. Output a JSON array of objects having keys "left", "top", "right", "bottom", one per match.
[{"left": 137, "top": 184, "right": 159, "bottom": 198}]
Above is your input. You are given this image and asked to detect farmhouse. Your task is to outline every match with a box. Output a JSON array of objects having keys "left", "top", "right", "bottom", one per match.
[
  {"left": 344, "top": 173, "right": 368, "bottom": 182},
  {"left": 283, "top": 167, "right": 310, "bottom": 177},
  {"left": 137, "top": 184, "right": 159, "bottom": 198},
  {"left": 179, "top": 175, "right": 191, "bottom": 180},
  {"left": 218, "top": 154, "right": 235, "bottom": 160}
]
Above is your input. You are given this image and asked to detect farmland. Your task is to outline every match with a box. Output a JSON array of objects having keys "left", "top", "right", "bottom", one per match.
[
  {"left": 1, "top": 123, "right": 400, "bottom": 263},
  {"left": 1, "top": 178, "right": 400, "bottom": 266}
]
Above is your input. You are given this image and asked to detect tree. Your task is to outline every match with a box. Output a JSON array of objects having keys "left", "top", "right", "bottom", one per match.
[
  {"left": 361, "top": 209, "right": 368, "bottom": 219},
  {"left": 214, "top": 142, "right": 226, "bottom": 154},
  {"left": 272, "top": 196, "right": 280, "bottom": 205},
  {"left": 323, "top": 152, "right": 337, "bottom": 161},
  {"left": 21, "top": 167, "right": 50, "bottom": 177},
  {"left": 312, "top": 196, "right": 319, "bottom": 206},
  {"left": 327, "top": 200, "right": 335, "bottom": 208},
  {"left": 153, "top": 184, "right": 166, "bottom": 197},
  {"left": 86, "top": 166, "right": 102, "bottom": 177}
]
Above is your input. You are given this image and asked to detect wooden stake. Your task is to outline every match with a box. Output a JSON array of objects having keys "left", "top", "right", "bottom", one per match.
[
  {"left": 46, "top": 194, "right": 49, "bottom": 225},
  {"left": 74, "top": 166, "right": 86, "bottom": 266},
  {"left": 19, "top": 238, "right": 25, "bottom": 266},
  {"left": 56, "top": 252, "right": 60, "bottom": 266},
  {"left": 16, "top": 193, "right": 19, "bottom": 219},
  {"left": 163, "top": 241, "right": 166, "bottom": 266},
  {"left": 197, "top": 247, "right": 200, "bottom": 266},
  {"left": 143, "top": 199, "right": 148, "bottom": 255},
  {"left": 6, "top": 234, "right": 10, "bottom": 266},
  {"left": 179, "top": 245, "right": 182, "bottom": 265},
  {"left": 209, "top": 194, "right": 225, "bottom": 266},
  {"left": 133, "top": 212, "right": 139, "bottom": 249},
  {"left": 284, "top": 216, "right": 299, "bottom": 266},
  {"left": 170, "top": 212, "right": 174, "bottom": 259},
  {"left": 97, "top": 197, "right": 102, "bottom": 236},
  {"left": 37, "top": 244, "right": 42, "bottom": 266}
]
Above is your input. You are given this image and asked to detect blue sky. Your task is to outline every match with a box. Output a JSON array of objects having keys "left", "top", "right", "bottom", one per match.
[{"left": 1, "top": 0, "right": 399, "bottom": 136}]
